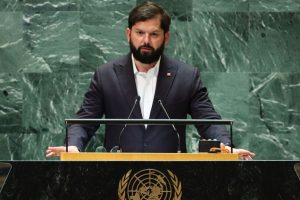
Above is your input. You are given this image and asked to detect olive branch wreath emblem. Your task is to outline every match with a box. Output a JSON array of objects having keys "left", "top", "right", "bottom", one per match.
[
  {"left": 118, "top": 170, "right": 132, "bottom": 200},
  {"left": 167, "top": 170, "right": 182, "bottom": 200},
  {"left": 118, "top": 169, "right": 182, "bottom": 200}
]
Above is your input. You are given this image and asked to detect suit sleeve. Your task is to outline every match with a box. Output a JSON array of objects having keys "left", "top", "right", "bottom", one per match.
[
  {"left": 67, "top": 69, "right": 105, "bottom": 151},
  {"left": 189, "top": 68, "right": 231, "bottom": 145}
]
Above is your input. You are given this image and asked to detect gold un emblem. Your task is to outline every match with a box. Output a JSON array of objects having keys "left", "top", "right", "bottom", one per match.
[{"left": 118, "top": 169, "right": 182, "bottom": 200}]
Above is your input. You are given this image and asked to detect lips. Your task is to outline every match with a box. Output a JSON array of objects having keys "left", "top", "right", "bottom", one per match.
[
  {"left": 140, "top": 46, "right": 153, "bottom": 54},
  {"left": 141, "top": 47, "right": 152, "bottom": 51}
]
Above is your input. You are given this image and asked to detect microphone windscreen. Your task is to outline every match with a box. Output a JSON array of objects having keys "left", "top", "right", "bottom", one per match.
[
  {"left": 95, "top": 146, "right": 107, "bottom": 152},
  {"left": 110, "top": 146, "right": 121, "bottom": 153}
]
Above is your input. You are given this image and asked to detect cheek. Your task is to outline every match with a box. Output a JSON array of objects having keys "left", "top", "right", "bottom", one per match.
[
  {"left": 130, "top": 39, "right": 137, "bottom": 47},
  {"left": 131, "top": 36, "right": 143, "bottom": 46},
  {"left": 153, "top": 39, "right": 165, "bottom": 47}
]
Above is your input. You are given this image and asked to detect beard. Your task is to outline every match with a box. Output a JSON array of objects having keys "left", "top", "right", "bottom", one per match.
[{"left": 129, "top": 39, "right": 165, "bottom": 64}]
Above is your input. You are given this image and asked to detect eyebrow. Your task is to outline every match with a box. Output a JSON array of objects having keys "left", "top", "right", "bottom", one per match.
[{"left": 133, "top": 28, "right": 162, "bottom": 33}]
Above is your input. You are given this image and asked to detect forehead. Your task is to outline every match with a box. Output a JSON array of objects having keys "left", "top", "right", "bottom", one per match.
[{"left": 132, "top": 17, "right": 163, "bottom": 31}]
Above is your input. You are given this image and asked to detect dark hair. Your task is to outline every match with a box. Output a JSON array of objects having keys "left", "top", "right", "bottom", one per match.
[{"left": 128, "top": 1, "right": 171, "bottom": 33}]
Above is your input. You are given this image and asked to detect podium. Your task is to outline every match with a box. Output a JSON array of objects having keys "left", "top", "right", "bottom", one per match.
[
  {"left": 2, "top": 119, "right": 297, "bottom": 199},
  {"left": 60, "top": 152, "right": 240, "bottom": 161},
  {"left": 1, "top": 160, "right": 300, "bottom": 199}
]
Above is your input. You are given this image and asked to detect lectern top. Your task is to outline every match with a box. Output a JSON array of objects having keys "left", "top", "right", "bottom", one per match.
[{"left": 60, "top": 152, "right": 239, "bottom": 161}]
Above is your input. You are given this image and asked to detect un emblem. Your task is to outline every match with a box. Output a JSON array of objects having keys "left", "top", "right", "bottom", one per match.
[{"left": 118, "top": 169, "right": 182, "bottom": 200}]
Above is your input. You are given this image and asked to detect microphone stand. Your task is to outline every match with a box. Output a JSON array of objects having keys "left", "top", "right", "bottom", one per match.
[
  {"left": 158, "top": 99, "right": 181, "bottom": 153},
  {"left": 116, "top": 96, "right": 140, "bottom": 152}
]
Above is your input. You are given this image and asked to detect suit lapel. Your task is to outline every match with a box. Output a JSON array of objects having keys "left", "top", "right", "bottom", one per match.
[
  {"left": 150, "top": 55, "right": 178, "bottom": 119},
  {"left": 113, "top": 54, "right": 142, "bottom": 119}
]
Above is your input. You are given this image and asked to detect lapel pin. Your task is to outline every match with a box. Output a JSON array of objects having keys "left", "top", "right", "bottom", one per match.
[{"left": 166, "top": 72, "right": 171, "bottom": 77}]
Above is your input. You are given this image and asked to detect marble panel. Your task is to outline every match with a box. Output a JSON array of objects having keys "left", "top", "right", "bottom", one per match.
[
  {"left": 200, "top": 73, "right": 249, "bottom": 121},
  {"left": 0, "top": 12, "right": 23, "bottom": 73},
  {"left": 249, "top": 12, "right": 300, "bottom": 72},
  {"left": 80, "top": 0, "right": 135, "bottom": 11},
  {"left": 0, "top": 134, "right": 21, "bottom": 160},
  {"left": 0, "top": 13, "right": 23, "bottom": 134},
  {"left": 22, "top": 11, "right": 79, "bottom": 73},
  {"left": 249, "top": 73, "right": 300, "bottom": 159},
  {"left": 169, "top": 12, "right": 250, "bottom": 72},
  {"left": 200, "top": 72, "right": 252, "bottom": 151},
  {"left": 23, "top": 0, "right": 79, "bottom": 11},
  {"left": 0, "top": 0, "right": 80, "bottom": 12},
  {"left": 0, "top": 12, "right": 51, "bottom": 74},
  {"left": 250, "top": 0, "right": 300, "bottom": 12},
  {"left": 0, "top": 133, "right": 45, "bottom": 160},
  {"left": 22, "top": 72, "right": 81, "bottom": 133},
  {"left": 250, "top": 133, "right": 300, "bottom": 160},
  {"left": 137, "top": 0, "right": 193, "bottom": 21},
  {"left": 193, "top": 0, "right": 249, "bottom": 12},
  {"left": 0, "top": 73, "right": 22, "bottom": 134},
  {"left": 19, "top": 72, "right": 83, "bottom": 159},
  {"left": 80, "top": 10, "right": 129, "bottom": 71},
  {"left": 0, "top": 0, "right": 22, "bottom": 11},
  {"left": 20, "top": 71, "right": 106, "bottom": 155}
]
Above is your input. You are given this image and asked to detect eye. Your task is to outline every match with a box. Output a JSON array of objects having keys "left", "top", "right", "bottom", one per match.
[
  {"left": 151, "top": 32, "right": 159, "bottom": 37},
  {"left": 136, "top": 31, "right": 144, "bottom": 35}
]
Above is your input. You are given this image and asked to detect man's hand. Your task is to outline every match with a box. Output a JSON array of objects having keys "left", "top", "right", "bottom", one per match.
[
  {"left": 221, "top": 143, "right": 256, "bottom": 160},
  {"left": 46, "top": 146, "right": 79, "bottom": 157}
]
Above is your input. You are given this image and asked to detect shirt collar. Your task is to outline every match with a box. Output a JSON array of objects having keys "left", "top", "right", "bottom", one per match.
[{"left": 132, "top": 54, "right": 160, "bottom": 76}]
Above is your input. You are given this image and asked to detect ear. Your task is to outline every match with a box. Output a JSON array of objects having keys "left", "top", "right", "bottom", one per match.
[
  {"left": 126, "top": 28, "right": 131, "bottom": 42},
  {"left": 164, "top": 31, "right": 170, "bottom": 46}
]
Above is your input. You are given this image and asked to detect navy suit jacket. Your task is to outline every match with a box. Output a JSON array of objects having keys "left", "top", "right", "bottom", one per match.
[{"left": 68, "top": 54, "right": 230, "bottom": 152}]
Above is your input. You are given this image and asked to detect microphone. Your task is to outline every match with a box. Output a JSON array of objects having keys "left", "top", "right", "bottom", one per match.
[
  {"left": 157, "top": 98, "right": 181, "bottom": 153},
  {"left": 112, "top": 96, "right": 141, "bottom": 152},
  {"left": 95, "top": 146, "right": 107, "bottom": 152}
]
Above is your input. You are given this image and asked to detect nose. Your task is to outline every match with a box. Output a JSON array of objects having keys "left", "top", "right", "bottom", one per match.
[{"left": 143, "top": 33, "right": 151, "bottom": 45}]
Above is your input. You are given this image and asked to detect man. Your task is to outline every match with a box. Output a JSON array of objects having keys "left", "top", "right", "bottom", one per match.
[{"left": 47, "top": 1, "right": 255, "bottom": 159}]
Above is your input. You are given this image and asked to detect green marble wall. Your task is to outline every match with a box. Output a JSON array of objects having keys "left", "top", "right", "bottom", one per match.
[{"left": 0, "top": 0, "right": 299, "bottom": 160}]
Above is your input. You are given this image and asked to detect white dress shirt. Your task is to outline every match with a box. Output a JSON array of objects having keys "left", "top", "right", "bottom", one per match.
[{"left": 132, "top": 54, "right": 160, "bottom": 120}]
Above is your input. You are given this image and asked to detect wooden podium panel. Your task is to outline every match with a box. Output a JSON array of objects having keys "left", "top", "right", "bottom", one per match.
[{"left": 60, "top": 152, "right": 239, "bottom": 161}]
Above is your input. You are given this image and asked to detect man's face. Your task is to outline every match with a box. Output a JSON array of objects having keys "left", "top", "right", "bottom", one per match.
[{"left": 126, "top": 16, "right": 170, "bottom": 64}]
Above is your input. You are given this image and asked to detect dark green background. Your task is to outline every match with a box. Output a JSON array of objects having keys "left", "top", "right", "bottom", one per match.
[{"left": 0, "top": 0, "right": 299, "bottom": 160}]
